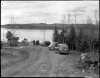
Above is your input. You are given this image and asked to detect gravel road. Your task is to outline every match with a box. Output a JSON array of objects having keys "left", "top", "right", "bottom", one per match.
[{"left": 1, "top": 44, "right": 99, "bottom": 78}]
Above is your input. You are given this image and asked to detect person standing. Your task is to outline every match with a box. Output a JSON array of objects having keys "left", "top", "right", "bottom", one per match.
[
  {"left": 26, "top": 39, "right": 28, "bottom": 45},
  {"left": 33, "top": 40, "right": 35, "bottom": 46},
  {"left": 23, "top": 38, "right": 26, "bottom": 45}
]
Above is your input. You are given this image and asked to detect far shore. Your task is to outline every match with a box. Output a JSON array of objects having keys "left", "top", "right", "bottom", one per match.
[{"left": 1, "top": 23, "right": 91, "bottom": 30}]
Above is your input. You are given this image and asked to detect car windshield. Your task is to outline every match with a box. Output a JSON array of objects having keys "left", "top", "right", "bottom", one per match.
[
  {"left": 61, "top": 45, "right": 67, "bottom": 47},
  {"left": 50, "top": 44, "right": 56, "bottom": 46}
]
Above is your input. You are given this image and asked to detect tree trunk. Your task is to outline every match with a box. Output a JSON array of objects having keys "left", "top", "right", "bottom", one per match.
[{"left": 63, "top": 37, "right": 65, "bottom": 44}]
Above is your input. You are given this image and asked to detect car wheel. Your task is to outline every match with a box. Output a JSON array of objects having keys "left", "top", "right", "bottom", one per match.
[
  {"left": 52, "top": 49, "right": 54, "bottom": 51},
  {"left": 55, "top": 50, "right": 58, "bottom": 53},
  {"left": 66, "top": 53, "right": 69, "bottom": 54},
  {"left": 55, "top": 49, "right": 58, "bottom": 52},
  {"left": 58, "top": 50, "right": 61, "bottom": 54}
]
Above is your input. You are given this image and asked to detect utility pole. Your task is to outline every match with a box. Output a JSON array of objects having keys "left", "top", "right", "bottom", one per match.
[
  {"left": 63, "top": 20, "right": 65, "bottom": 44},
  {"left": 63, "top": 29, "right": 65, "bottom": 44},
  {"left": 43, "top": 20, "right": 46, "bottom": 41},
  {"left": 3, "top": 28, "right": 4, "bottom": 42}
]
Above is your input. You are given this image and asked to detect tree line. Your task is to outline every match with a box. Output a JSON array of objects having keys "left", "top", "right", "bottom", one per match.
[
  {"left": 53, "top": 10, "right": 99, "bottom": 52},
  {"left": 53, "top": 24, "right": 99, "bottom": 52}
]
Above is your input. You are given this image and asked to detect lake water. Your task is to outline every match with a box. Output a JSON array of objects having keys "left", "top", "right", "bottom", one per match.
[{"left": 1, "top": 28, "right": 56, "bottom": 43}]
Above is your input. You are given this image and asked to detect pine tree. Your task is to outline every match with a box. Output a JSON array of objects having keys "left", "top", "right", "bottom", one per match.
[
  {"left": 68, "top": 24, "right": 76, "bottom": 50},
  {"left": 52, "top": 25, "right": 59, "bottom": 42},
  {"left": 59, "top": 28, "right": 66, "bottom": 43},
  {"left": 76, "top": 26, "right": 84, "bottom": 51}
]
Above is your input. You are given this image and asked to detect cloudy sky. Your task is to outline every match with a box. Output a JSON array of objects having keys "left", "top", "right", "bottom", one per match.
[{"left": 1, "top": 1, "right": 99, "bottom": 25}]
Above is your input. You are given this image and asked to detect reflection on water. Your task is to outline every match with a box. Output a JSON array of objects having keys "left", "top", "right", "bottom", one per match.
[{"left": 1, "top": 28, "right": 54, "bottom": 43}]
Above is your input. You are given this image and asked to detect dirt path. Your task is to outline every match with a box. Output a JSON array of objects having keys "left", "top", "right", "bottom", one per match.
[
  {"left": 14, "top": 46, "right": 63, "bottom": 77},
  {"left": 1, "top": 45, "right": 99, "bottom": 78},
  {"left": 1, "top": 44, "right": 63, "bottom": 77}
]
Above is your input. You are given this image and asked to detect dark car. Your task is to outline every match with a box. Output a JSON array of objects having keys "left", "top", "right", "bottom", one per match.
[{"left": 40, "top": 41, "right": 51, "bottom": 47}]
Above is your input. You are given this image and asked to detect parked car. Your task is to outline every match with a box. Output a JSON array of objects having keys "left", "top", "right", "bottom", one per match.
[
  {"left": 48, "top": 42, "right": 58, "bottom": 51},
  {"left": 40, "top": 41, "right": 51, "bottom": 47},
  {"left": 55, "top": 44, "right": 69, "bottom": 54}
]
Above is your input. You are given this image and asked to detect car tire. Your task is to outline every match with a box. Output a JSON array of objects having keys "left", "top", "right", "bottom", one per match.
[
  {"left": 52, "top": 49, "right": 54, "bottom": 51},
  {"left": 66, "top": 53, "right": 69, "bottom": 55},
  {"left": 55, "top": 50, "right": 57, "bottom": 53},
  {"left": 58, "top": 50, "right": 61, "bottom": 54}
]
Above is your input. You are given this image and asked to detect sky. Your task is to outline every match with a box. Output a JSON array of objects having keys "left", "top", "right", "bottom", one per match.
[{"left": 1, "top": 1, "right": 99, "bottom": 25}]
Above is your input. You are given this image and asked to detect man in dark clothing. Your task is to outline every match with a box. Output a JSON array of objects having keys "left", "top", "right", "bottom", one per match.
[
  {"left": 37, "top": 40, "right": 39, "bottom": 45},
  {"left": 33, "top": 40, "right": 35, "bottom": 46}
]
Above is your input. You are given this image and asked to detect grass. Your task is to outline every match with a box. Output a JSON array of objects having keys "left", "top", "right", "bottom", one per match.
[
  {"left": 58, "top": 50, "right": 99, "bottom": 77},
  {"left": 1, "top": 48, "right": 29, "bottom": 70}
]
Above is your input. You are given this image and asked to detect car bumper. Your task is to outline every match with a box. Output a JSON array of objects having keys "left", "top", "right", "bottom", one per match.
[
  {"left": 60, "top": 50, "right": 69, "bottom": 53},
  {"left": 48, "top": 47, "right": 51, "bottom": 49},
  {"left": 49, "top": 47, "right": 54, "bottom": 50}
]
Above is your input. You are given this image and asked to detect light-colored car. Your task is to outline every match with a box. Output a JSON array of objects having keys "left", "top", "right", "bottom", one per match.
[
  {"left": 55, "top": 44, "right": 69, "bottom": 54},
  {"left": 48, "top": 42, "right": 58, "bottom": 51}
]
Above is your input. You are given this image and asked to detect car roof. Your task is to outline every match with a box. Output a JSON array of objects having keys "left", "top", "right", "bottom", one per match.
[
  {"left": 58, "top": 44, "right": 67, "bottom": 46},
  {"left": 51, "top": 42, "right": 58, "bottom": 44},
  {"left": 42, "top": 41, "right": 50, "bottom": 42}
]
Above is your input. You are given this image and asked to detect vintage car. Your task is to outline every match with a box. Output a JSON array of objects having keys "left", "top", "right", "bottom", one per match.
[
  {"left": 48, "top": 42, "right": 58, "bottom": 51},
  {"left": 55, "top": 44, "right": 69, "bottom": 54},
  {"left": 40, "top": 41, "right": 51, "bottom": 47}
]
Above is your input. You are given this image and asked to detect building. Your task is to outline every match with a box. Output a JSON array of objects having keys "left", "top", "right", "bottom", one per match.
[{"left": 7, "top": 37, "right": 19, "bottom": 46}]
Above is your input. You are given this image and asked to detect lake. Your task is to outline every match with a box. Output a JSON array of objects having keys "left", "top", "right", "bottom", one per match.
[{"left": 1, "top": 28, "right": 57, "bottom": 43}]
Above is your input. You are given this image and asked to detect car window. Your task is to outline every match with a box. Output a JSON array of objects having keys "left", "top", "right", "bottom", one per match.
[
  {"left": 55, "top": 44, "right": 58, "bottom": 47},
  {"left": 61, "top": 45, "right": 67, "bottom": 47},
  {"left": 57, "top": 45, "right": 60, "bottom": 47}
]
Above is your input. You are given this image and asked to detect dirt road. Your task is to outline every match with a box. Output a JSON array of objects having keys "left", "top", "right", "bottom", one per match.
[
  {"left": 1, "top": 45, "right": 63, "bottom": 77},
  {"left": 1, "top": 45, "right": 99, "bottom": 77}
]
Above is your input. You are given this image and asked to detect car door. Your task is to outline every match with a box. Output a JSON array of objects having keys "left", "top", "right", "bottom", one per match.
[{"left": 57, "top": 45, "right": 61, "bottom": 51}]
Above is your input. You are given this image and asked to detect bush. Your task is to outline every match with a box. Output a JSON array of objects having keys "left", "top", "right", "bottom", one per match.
[
  {"left": 77, "top": 52, "right": 99, "bottom": 73},
  {"left": 6, "top": 31, "right": 13, "bottom": 39}
]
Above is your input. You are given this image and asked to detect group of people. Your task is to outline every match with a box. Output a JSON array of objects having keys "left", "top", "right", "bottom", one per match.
[
  {"left": 21, "top": 38, "right": 28, "bottom": 46},
  {"left": 21, "top": 38, "right": 40, "bottom": 46},
  {"left": 32, "top": 40, "right": 40, "bottom": 46}
]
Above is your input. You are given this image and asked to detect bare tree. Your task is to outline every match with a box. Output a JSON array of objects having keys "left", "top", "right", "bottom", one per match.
[
  {"left": 61, "top": 14, "right": 66, "bottom": 29},
  {"left": 93, "top": 9, "right": 99, "bottom": 25},
  {"left": 67, "top": 13, "right": 72, "bottom": 24},
  {"left": 61, "top": 14, "right": 66, "bottom": 24},
  {"left": 85, "top": 15, "right": 96, "bottom": 51},
  {"left": 61, "top": 13, "right": 72, "bottom": 26},
  {"left": 9, "top": 13, "right": 18, "bottom": 37},
  {"left": 61, "top": 14, "right": 67, "bottom": 43},
  {"left": 7, "top": 13, "right": 20, "bottom": 48},
  {"left": 86, "top": 16, "right": 93, "bottom": 24},
  {"left": 73, "top": 12, "right": 80, "bottom": 24},
  {"left": 73, "top": 12, "right": 78, "bottom": 24}
]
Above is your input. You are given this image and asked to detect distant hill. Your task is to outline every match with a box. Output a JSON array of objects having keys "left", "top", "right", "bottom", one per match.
[
  {"left": 1, "top": 23, "right": 64, "bottom": 29},
  {"left": 1, "top": 23, "right": 93, "bottom": 30}
]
